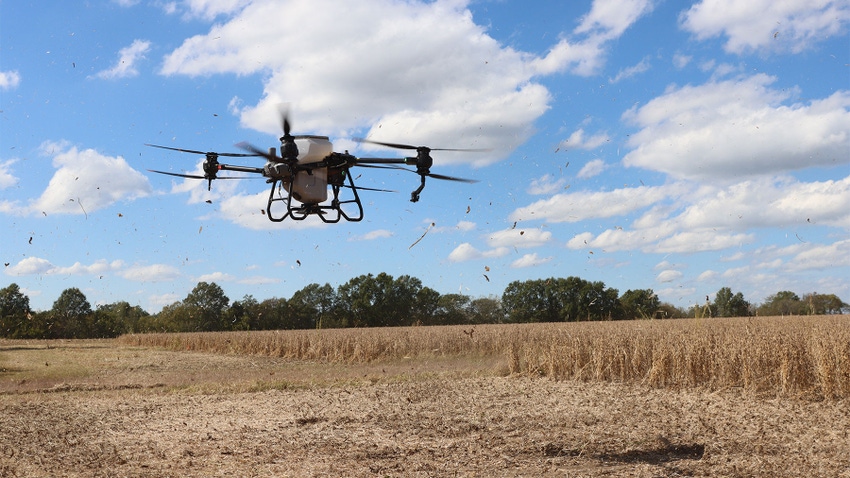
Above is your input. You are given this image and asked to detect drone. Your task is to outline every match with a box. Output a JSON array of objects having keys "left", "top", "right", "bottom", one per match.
[{"left": 147, "top": 111, "right": 483, "bottom": 223}]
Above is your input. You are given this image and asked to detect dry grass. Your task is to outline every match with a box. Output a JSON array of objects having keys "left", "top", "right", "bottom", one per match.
[
  {"left": 119, "top": 315, "right": 850, "bottom": 399},
  {"left": 3, "top": 333, "right": 849, "bottom": 477}
]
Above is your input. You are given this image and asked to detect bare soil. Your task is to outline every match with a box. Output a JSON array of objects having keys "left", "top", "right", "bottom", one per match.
[{"left": 1, "top": 340, "right": 848, "bottom": 477}]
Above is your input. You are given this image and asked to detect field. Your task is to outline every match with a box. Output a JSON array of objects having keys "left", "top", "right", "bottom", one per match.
[{"left": 1, "top": 316, "right": 848, "bottom": 477}]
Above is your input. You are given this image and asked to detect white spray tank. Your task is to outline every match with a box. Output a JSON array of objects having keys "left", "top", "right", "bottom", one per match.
[{"left": 288, "top": 136, "right": 332, "bottom": 204}]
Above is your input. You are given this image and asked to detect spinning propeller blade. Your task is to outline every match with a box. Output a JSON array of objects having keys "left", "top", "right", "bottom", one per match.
[
  {"left": 353, "top": 138, "right": 490, "bottom": 153},
  {"left": 145, "top": 143, "right": 259, "bottom": 157}
]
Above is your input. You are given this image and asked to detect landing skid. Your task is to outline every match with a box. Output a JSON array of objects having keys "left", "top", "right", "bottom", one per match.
[{"left": 266, "top": 172, "right": 364, "bottom": 223}]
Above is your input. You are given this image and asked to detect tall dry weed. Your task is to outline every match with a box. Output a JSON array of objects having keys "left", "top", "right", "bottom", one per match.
[{"left": 118, "top": 315, "right": 850, "bottom": 399}]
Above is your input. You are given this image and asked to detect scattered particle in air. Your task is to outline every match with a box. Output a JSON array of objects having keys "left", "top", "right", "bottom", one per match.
[
  {"left": 483, "top": 274, "right": 490, "bottom": 282},
  {"left": 199, "top": 226, "right": 203, "bottom": 234},
  {"left": 511, "top": 222, "right": 517, "bottom": 229},
  {"left": 519, "top": 231, "right": 524, "bottom": 235},
  {"left": 28, "top": 237, "right": 32, "bottom": 244},
  {"left": 118, "top": 213, "right": 123, "bottom": 217},
  {"left": 466, "top": 205, "right": 471, "bottom": 214},
  {"left": 205, "top": 200, "right": 212, "bottom": 204},
  {"left": 296, "top": 260, "right": 301, "bottom": 267},
  {"left": 485, "top": 266, "right": 490, "bottom": 272}
]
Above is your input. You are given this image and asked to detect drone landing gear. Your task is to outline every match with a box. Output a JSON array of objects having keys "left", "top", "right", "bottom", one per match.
[{"left": 266, "top": 173, "right": 364, "bottom": 223}]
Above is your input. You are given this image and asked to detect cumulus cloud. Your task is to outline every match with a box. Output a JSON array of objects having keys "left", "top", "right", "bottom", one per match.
[
  {"left": 6, "top": 142, "right": 152, "bottom": 216},
  {"left": 447, "top": 243, "right": 509, "bottom": 263},
  {"left": 159, "top": 0, "right": 648, "bottom": 164},
  {"left": 527, "top": 174, "right": 568, "bottom": 195},
  {"left": 558, "top": 128, "right": 611, "bottom": 151},
  {"left": 577, "top": 159, "right": 608, "bottom": 179},
  {"left": 0, "top": 159, "right": 19, "bottom": 189},
  {"left": 121, "top": 264, "right": 182, "bottom": 282},
  {"left": 487, "top": 227, "right": 553, "bottom": 249},
  {"left": 622, "top": 74, "right": 850, "bottom": 181},
  {"left": 196, "top": 272, "right": 235, "bottom": 283},
  {"left": 680, "top": 0, "right": 850, "bottom": 54},
  {"left": 350, "top": 229, "right": 394, "bottom": 241},
  {"left": 0, "top": 70, "right": 21, "bottom": 90},
  {"left": 609, "top": 57, "right": 651, "bottom": 83},
  {"left": 94, "top": 39, "right": 152, "bottom": 79},
  {"left": 511, "top": 253, "right": 553, "bottom": 268},
  {"left": 510, "top": 184, "right": 684, "bottom": 223},
  {"left": 5, "top": 258, "right": 124, "bottom": 277}
]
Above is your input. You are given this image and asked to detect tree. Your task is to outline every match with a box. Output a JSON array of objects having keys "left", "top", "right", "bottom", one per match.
[
  {"left": 713, "top": 287, "right": 750, "bottom": 317},
  {"left": 502, "top": 277, "right": 620, "bottom": 323},
  {"left": 802, "top": 293, "right": 849, "bottom": 315},
  {"left": 431, "top": 293, "right": 470, "bottom": 325},
  {"left": 290, "top": 283, "right": 337, "bottom": 329},
  {"left": 619, "top": 289, "right": 661, "bottom": 319},
  {"left": 183, "top": 282, "right": 230, "bottom": 331},
  {"left": 0, "top": 283, "right": 32, "bottom": 338},
  {"left": 50, "top": 287, "right": 93, "bottom": 338},
  {"left": 93, "top": 301, "right": 148, "bottom": 337},
  {"left": 758, "top": 291, "right": 806, "bottom": 316},
  {"left": 334, "top": 273, "right": 432, "bottom": 327},
  {"left": 468, "top": 296, "right": 505, "bottom": 324}
]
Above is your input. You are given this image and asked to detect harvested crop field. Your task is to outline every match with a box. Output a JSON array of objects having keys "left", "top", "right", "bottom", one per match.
[{"left": 2, "top": 318, "right": 849, "bottom": 477}]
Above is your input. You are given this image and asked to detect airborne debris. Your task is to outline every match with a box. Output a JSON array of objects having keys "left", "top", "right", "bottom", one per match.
[
  {"left": 483, "top": 274, "right": 490, "bottom": 282},
  {"left": 409, "top": 222, "right": 435, "bottom": 250}
]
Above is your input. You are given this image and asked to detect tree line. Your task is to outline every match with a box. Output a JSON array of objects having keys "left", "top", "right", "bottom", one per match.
[{"left": 1, "top": 274, "right": 847, "bottom": 339}]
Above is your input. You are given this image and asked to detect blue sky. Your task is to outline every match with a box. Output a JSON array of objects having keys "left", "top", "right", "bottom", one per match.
[{"left": 2, "top": 0, "right": 849, "bottom": 313}]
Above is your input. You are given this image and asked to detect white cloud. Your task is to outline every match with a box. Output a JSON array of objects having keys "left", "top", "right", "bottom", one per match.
[
  {"left": 447, "top": 242, "right": 509, "bottom": 263},
  {"left": 622, "top": 74, "right": 850, "bottom": 181},
  {"left": 609, "top": 57, "right": 651, "bottom": 83},
  {"left": 159, "top": 0, "right": 646, "bottom": 164},
  {"left": 0, "top": 70, "right": 21, "bottom": 90},
  {"left": 5, "top": 257, "right": 54, "bottom": 276},
  {"left": 672, "top": 53, "right": 692, "bottom": 68},
  {"left": 238, "top": 276, "right": 282, "bottom": 285},
  {"left": 785, "top": 239, "right": 850, "bottom": 272},
  {"left": 487, "top": 227, "right": 553, "bottom": 249},
  {"left": 5, "top": 257, "right": 124, "bottom": 277},
  {"left": 575, "top": 0, "right": 656, "bottom": 40},
  {"left": 656, "top": 269, "right": 683, "bottom": 283},
  {"left": 9, "top": 142, "right": 153, "bottom": 217},
  {"left": 196, "top": 272, "right": 235, "bottom": 283},
  {"left": 121, "top": 264, "right": 182, "bottom": 282},
  {"left": 680, "top": 0, "right": 850, "bottom": 54},
  {"left": 350, "top": 229, "right": 394, "bottom": 241},
  {"left": 511, "top": 253, "right": 553, "bottom": 268},
  {"left": 0, "top": 159, "right": 19, "bottom": 189},
  {"left": 510, "top": 184, "right": 683, "bottom": 223},
  {"left": 577, "top": 159, "right": 608, "bottom": 179},
  {"left": 527, "top": 174, "right": 568, "bottom": 195},
  {"left": 94, "top": 39, "right": 151, "bottom": 79},
  {"left": 558, "top": 128, "right": 610, "bottom": 151}
]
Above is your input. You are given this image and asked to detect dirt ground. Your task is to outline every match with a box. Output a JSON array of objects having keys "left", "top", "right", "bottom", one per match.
[{"left": 1, "top": 341, "right": 848, "bottom": 477}]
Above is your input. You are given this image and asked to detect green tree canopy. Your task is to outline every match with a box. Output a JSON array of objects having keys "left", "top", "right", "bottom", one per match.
[
  {"left": 0, "top": 283, "right": 32, "bottom": 338},
  {"left": 713, "top": 287, "right": 750, "bottom": 317},
  {"left": 50, "top": 287, "right": 93, "bottom": 338}
]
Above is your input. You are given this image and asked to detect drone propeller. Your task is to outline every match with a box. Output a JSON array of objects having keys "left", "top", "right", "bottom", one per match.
[
  {"left": 353, "top": 138, "right": 490, "bottom": 153},
  {"left": 145, "top": 143, "right": 260, "bottom": 158},
  {"left": 147, "top": 169, "right": 259, "bottom": 180}
]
